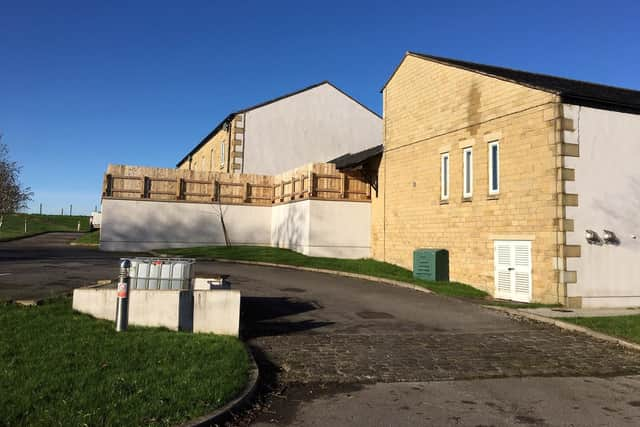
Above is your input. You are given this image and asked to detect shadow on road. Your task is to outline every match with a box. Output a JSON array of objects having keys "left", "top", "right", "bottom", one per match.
[{"left": 240, "top": 296, "right": 333, "bottom": 339}]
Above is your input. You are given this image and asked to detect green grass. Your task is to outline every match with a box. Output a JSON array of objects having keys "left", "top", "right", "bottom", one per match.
[
  {"left": 0, "top": 213, "right": 90, "bottom": 241},
  {"left": 73, "top": 229, "right": 100, "bottom": 245},
  {"left": 563, "top": 315, "right": 640, "bottom": 344},
  {"left": 0, "top": 298, "right": 249, "bottom": 426},
  {"left": 160, "top": 245, "right": 488, "bottom": 298}
]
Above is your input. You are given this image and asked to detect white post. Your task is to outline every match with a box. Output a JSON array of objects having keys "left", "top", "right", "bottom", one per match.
[
  {"left": 24, "top": 218, "right": 27, "bottom": 233},
  {"left": 77, "top": 221, "right": 81, "bottom": 232},
  {"left": 0, "top": 215, "right": 3, "bottom": 231}
]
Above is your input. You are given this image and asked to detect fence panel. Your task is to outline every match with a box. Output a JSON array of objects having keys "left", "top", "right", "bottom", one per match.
[{"left": 103, "top": 162, "right": 370, "bottom": 205}]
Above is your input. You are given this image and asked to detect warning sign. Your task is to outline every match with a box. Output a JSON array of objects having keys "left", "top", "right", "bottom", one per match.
[{"left": 117, "top": 282, "right": 127, "bottom": 298}]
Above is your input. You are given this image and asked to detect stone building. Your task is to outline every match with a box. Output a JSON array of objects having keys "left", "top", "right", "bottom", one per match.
[{"left": 369, "top": 52, "right": 640, "bottom": 307}]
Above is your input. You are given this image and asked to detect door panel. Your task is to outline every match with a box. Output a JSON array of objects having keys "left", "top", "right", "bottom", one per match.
[{"left": 494, "top": 240, "right": 532, "bottom": 302}]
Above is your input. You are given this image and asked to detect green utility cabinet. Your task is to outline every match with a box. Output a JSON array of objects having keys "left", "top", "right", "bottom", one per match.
[{"left": 413, "top": 249, "right": 449, "bottom": 281}]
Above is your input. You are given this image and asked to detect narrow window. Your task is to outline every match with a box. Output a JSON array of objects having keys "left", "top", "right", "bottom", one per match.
[
  {"left": 488, "top": 141, "right": 499, "bottom": 195},
  {"left": 220, "top": 142, "right": 225, "bottom": 166},
  {"left": 210, "top": 148, "right": 214, "bottom": 170},
  {"left": 441, "top": 153, "right": 449, "bottom": 200},
  {"left": 463, "top": 147, "right": 473, "bottom": 198}
]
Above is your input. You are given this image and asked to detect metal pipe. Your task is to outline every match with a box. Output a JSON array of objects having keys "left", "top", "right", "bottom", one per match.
[{"left": 115, "top": 259, "right": 131, "bottom": 332}]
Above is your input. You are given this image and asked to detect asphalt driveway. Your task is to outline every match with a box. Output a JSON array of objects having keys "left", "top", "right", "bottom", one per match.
[
  {"left": 2, "top": 233, "right": 640, "bottom": 426},
  {"left": 0, "top": 233, "right": 127, "bottom": 301}
]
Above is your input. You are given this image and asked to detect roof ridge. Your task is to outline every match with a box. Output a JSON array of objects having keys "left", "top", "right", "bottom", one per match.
[{"left": 409, "top": 52, "right": 640, "bottom": 95}]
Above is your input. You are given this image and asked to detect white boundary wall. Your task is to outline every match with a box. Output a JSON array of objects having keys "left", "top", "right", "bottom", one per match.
[
  {"left": 101, "top": 198, "right": 371, "bottom": 259},
  {"left": 100, "top": 199, "right": 271, "bottom": 251},
  {"left": 564, "top": 105, "right": 640, "bottom": 307}
]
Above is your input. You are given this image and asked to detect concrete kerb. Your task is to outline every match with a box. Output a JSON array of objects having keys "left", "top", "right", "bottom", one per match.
[
  {"left": 150, "top": 253, "right": 433, "bottom": 295},
  {"left": 180, "top": 345, "right": 260, "bottom": 427},
  {"left": 485, "top": 305, "right": 640, "bottom": 353}
]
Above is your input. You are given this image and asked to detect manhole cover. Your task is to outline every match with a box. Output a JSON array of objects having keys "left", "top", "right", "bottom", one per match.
[
  {"left": 551, "top": 308, "right": 574, "bottom": 313},
  {"left": 280, "top": 287, "right": 306, "bottom": 293},
  {"left": 357, "top": 311, "right": 394, "bottom": 319}
]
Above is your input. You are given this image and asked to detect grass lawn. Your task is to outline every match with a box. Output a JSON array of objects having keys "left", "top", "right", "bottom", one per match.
[
  {"left": 563, "top": 315, "right": 640, "bottom": 344},
  {"left": 0, "top": 298, "right": 249, "bottom": 426},
  {"left": 72, "top": 229, "right": 100, "bottom": 245},
  {"left": 0, "top": 213, "right": 90, "bottom": 241},
  {"left": 160, "top": 245, "right": 488, "bottom": 298}
]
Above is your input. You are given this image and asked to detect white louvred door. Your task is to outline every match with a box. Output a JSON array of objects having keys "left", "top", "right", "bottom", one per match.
[
  {"left": 494, "top": 242, "right": 513, "bottom": 300},
  {"left": 512, "top": 241, "right": 532, "bottom": 302},
  {"left": 494, "top": 240, "right": 532, "bottom": 303}
]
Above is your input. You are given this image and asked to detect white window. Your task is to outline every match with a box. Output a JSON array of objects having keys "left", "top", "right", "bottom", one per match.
[
  {"left": 220, "top": 142, "right": 225, "bottom": 165},
  {"left": 440, "top": 153, "right": 449, "bottom": 200},
  {"left": 488, "top": 141, "right": 499, "bottom": 195},
  {"left": 463, "top": 147, "right": 473, "bottom": 198}
]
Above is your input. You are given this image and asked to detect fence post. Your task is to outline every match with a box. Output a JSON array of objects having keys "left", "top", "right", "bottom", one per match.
[
  {"left": 243, "top": 182, "right": 249, "bottom": 203},
  {"left": 280, "top": 181, "right": 285, "bottom": 202},
  {"left": 176, "top": 178, "right": 183, "bottom": 200},
  {"left": 142, "top": 176, "right": 150, "bottom": 199},
  {"left": 103, "top": 174, "right": 112, "bottom": 197},
  {"left": 340, "top": 173, "right": 347, "bottom": 198},
  {"left": 299, "top": 174, "right": 305, "bottom": 198},
  {"left": 211, "top": 180, "right": 218, "bottom": 202},
  {"left": 308, "top": 171, "right": 315, "bottom": 198}
]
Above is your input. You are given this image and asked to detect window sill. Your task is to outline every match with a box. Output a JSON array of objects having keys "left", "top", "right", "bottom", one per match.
[
  {"left": 487, "top": 193, "right": 500, "bottom": 200},
  {"left": 461, "top": 197, "right": 473, "bottom": 203},
  {"left": 439, "top": 199, "right": 449, "bottom": 205}
]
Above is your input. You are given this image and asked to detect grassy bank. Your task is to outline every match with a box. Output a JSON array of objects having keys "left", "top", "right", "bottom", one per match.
[
  {"left": 0, "top": 298, "right": 249, "bottom": 426},
  {"left": 72, "top": 229, "right": 100, "bottom": 245},
  {"left": 0, "top": 213, "right": 90, "bottom": 241},
  {"left": 160, "top": 245, "right": 488, "bottom": 298},
  {"left": 563, "top": 315, "right": 640, "bottom": 344}
]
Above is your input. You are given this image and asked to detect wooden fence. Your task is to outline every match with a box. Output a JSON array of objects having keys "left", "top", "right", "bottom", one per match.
[{"left": 103, "top": 163, "right": 371, "bottom": 205}]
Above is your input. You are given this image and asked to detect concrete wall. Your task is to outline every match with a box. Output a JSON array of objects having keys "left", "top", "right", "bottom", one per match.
[
  {"left": 270, "top": 200, "right": 310, "bottom": 254},
  {"left": 564, "top": 105, "right": 640, "bottom": 307},
  {"left": 101, "top": 198, "right": 371, "bottom": 259},
  {"left": 193, "top": 290, "right": 240, "bottom": 335},
  {"left": 270, "top": 199, "right": 371, "bottom": 258},
  {"left": 243, "top": 83, "right": 382, "bottom": 175},
  {"left": 100, "top": 198, "right": 272, "bottom": 251},
  {"left": 72, "top": 287, "right": 241, "bottom": 336},
  {"left": 307, "top": 200, "right": 370, "bottom": 258},
  {"left": 72, "top": 288, "right": 193, "bottom": 331}
]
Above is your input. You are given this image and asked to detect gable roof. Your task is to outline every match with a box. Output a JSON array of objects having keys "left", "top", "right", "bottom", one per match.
[
  {"left": 382, "top": 52, "right": 640, "bottom": 114},
  {"left": 177, "top": 81, "right": 381, "bottom": 167}
]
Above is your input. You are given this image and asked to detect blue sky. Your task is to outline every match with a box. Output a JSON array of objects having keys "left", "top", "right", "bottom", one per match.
[{"left": 1, "top": 0, "right": 639, "bottom": 215}]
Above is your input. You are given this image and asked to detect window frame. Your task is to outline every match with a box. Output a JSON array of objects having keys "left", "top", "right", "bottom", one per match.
[
  {"left": 488, "top": 140, "right": 500, "bottom": 195},
  {"left": 440, "top": 152, "right": 450, "bottom": 201},
  {"left": 463, "top": 146, "right": 473, "bottom": 198},
  {"left": 220, "top": 142, "right": 225, "bottom": 166}
]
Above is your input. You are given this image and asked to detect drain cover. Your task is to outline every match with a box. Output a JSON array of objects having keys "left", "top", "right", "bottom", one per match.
[
  {"left": 357, "top": 311, "right": 394, "bottom": 319},
  {"left": 551, "top": 308, "right": 574, "bottom": 313},
  {"left": 280, "top": 287, "right": 306, "bottom": 293}
]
